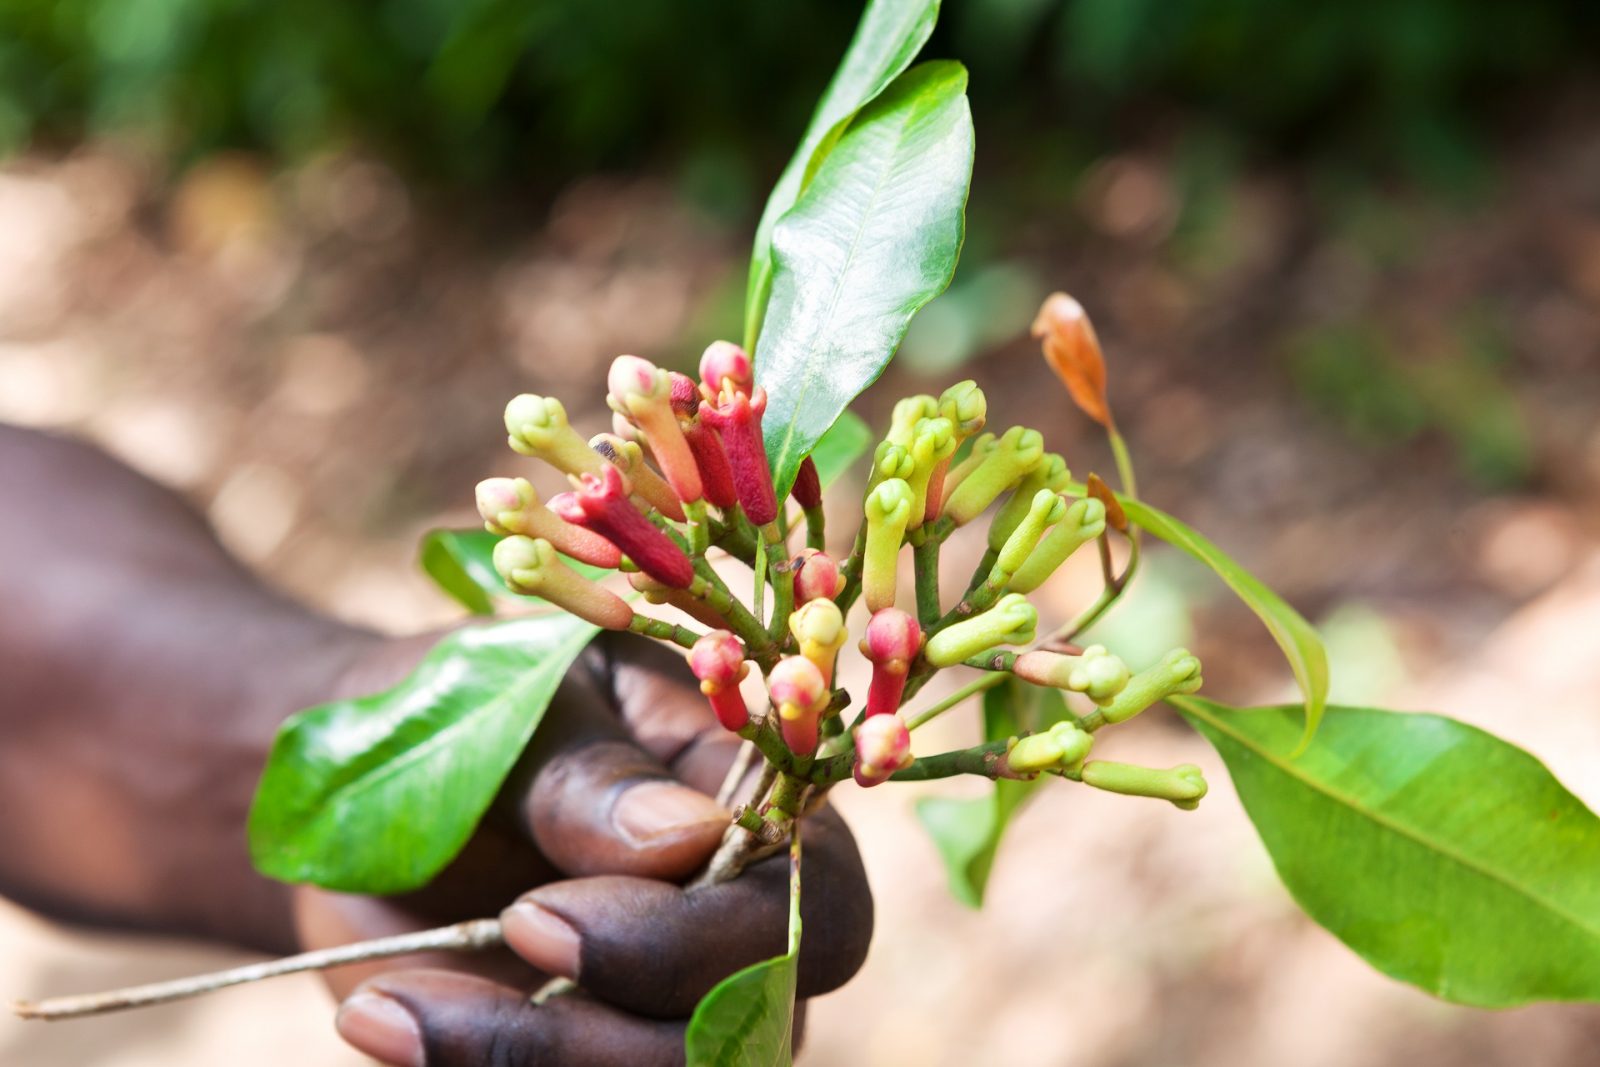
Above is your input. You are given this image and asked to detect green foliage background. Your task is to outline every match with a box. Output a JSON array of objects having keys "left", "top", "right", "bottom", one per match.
[{"left": 1, "top": 0, "right": 1593, "bottom": 187}]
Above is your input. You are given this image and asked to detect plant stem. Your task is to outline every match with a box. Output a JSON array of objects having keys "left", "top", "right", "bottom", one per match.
[
  {"left": 761, "top": 522, "right": 795, "bottom": 640},
  {"left": 835, "top": 523, "right": 867, "bottom": 613},
  {"left": 904, "top": 672, "right": 1008, "bottom": 731},
  {"left": 13, "top": 920, "right": 506, "bottom": 1021},
  {"left": 627, "top": 613, "right": 703, "bottom": 650},
  {"left": 912, "top": 536, "right": 942, "bottom": 626},
  {"left": 803, "top": 504, "right": 826, "bottom": 552}
]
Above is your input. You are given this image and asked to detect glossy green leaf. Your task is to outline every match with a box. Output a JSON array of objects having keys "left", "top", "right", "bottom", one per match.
[
  {"left": 916, "top": 678, "right": 1068, "bottom": 907},
  {"left": 420, "top": 527, "right": 614, "bottom": 615},
  {"left": 807, "top": 410, "right": 873, "bottom": 489},
  {"left": 1119, "top": 495, "right": 1329, "bottom": 751},
  {"left": 249, "top": 613, "right": 600, "bottom": 893},
  {"left": 685, "top": 836, "right": 803, "bottom": 1066},
  {"left": 1177, "top": 696, "right": 1600, "bottom": 1007},
  {"left": 743, "top": 0, "right": 940, "bottom": 349},
  {"left": 756, "top": 61, "right": 973, "bottom": 499}
]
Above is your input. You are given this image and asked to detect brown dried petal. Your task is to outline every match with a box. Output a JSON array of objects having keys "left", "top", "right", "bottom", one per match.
[{"left": 1033, "top": 292, "right": 1113, "bottom": 429}]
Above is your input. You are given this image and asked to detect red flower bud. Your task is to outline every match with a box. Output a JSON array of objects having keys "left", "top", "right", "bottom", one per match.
[
  {"left": 689, "top": 631, "right": 750, "bottom": 732},
  {"left": 853, "top": 714, "right": 912, "bottom": 787},
  {"left": 860, "top": 608, "right": 921, "bottom": 718},
  {"left": 768, "top": 655, "right": 827, "bottom": 757},
  {"left": 700, "top": 385, "right": 777, "bottom": 526},
  {"left": 668, "top": 372, "right": 738, "bottom": 510},
  {"left": 569, "top": 465, "right": 695, "bottom": 588},
  {"left": 792, "top": 548, "right": 844, "bottom": 604},
  {"left": 699, "top": 340, "right": 752, "bottom": 399},
  {"left": 791, "top": 456, "right": 822, "bottom": 510}
]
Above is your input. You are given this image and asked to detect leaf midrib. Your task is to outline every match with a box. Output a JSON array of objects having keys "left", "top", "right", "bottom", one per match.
[
  {"left": 300, "top": 623, "right": 597, "bottom": 825},
  {"left": 766, "top": 85, "right": 939, "bottom": 482},
  {"left": 1173, "top": 696, "right": 1600, "bottom": 946}
]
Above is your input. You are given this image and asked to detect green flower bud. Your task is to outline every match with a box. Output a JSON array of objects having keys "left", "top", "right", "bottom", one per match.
[
  {"left": 1007, "top": 720, "right": 1094, "bottom": 774},
  {"left": 992, "top": 489, "right": 1068, "bottom": 579},
  {"left": 504, "top": 394, "right": 605, "bottom": 479},
  {"left": 863, "top": 479, "right": 915, "bottom": 612},
  {"left": 1081, "top": 760, "right": 1208, "bottom": 810},
  {"left": 1012, "top": 644, "right": 1130, "bottom": 706},
  {"left": 937, "top": 379, "right": 987, "bottom": 442},
  {"left": 941, "top": 426, "right": 1046, "bottom": 526},
  {"left": 887, "top": 394, "right": 938, "bottom": 448},
  {"left": 867, "top": 440, "right": 917, "bottom": 494},
  {"left": 492, "top": 535, "right": 633, "bottom": 630},
  {"left": 1100, "top": 648, "right": 1204, "bottom": 724},
  {"left": 942, "top": 432, "right": 997, "bottom": 497},
  {"left": 988, "top": 453, "right": 1071, "bottom": 552},
  {"left": 904, "top": 416, "right": 957, "bottom": 530},
  {"left": 924, "top": 592, "right": 1037, "bottom": 666},
  {"left": 1008, "top": 497, "right": 1107, "bottom": 594}
]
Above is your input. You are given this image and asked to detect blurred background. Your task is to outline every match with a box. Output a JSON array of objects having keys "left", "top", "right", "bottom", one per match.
[{"left": 2, "top": 0, "right": 1599, "bottom": 1063}]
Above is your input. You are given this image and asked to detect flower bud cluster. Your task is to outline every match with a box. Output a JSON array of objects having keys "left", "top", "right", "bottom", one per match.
[{"left": 472, "top": 304, "right": 1205, "bottom": 810}]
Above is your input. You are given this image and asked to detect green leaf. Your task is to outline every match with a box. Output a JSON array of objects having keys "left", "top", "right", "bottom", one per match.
[
  {"left": 916, "top": 678, "right": 1068, "bottom": 907},
  {"left": 1119, "top": 495, "right": 1329, "bottom": 752},
  {"left": 419, "top": 527, "right": 614, "bottom": 615},
  {"left": 756, "top": 61, "right": 973, "bottom": 499},
  {"left": 744, "top": 0, "right": 941, "bottom": 349},
  {"left": 807, "top": 410, "right": 873, "bottom": 489},
  {"left": 249, "top": 613, "right": 600, "bottom": 893},
  {"left": 685, "top": 837, "right": 803, "bottom": 1066},
  {"left": 1177, "top": 696, "right": 1600, "bottom": 1007}
]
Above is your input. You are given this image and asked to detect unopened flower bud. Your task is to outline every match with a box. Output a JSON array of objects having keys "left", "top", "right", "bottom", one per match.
[
  {"left": 904, "top": 416, "right": 956, "bottom": 530},
  {"left": 1013, "top": 645, "right": 1130, "bottom": 705},
  {"left": 792, "top": 456, "right": 822, "bottom": 510},
  {"left": 606, "top": 355, "right": 703, "bottom": 506},
  {"left": 887, "top": 394, "right": 938, "bottom": 448},
  {"left": 868, "top": 440, "right": 917, "bottom": 494},
  {"left": 942, "top": 426, "right": 1046, "bottom": 526},
  {"left": 860, "top": 607, "right": 921, "bottom": 718},
  {"left": 792, "top": 548, "right": 844, "bottom": 604},
  {"left": 788, "top": 598, "right": 847, "bottom": 687},
  {"left": 689, "top": 631, "right": 751, "bottom": 732},
  {"left": 941, "top": 432, "right": 997, "bottom": 498},
  {"left": 992, "top": 489, "right": 1068, "bottom": 580},
  {"left": 924, "top": 593, "right": 1037, "bottom": 667},
  {"left": 937, "top": 379, "right": 987, "bottom": 441},
  {"left": 475, "top": 477, "right": 621, "bottom": 569},
  {"left": 700, "top": 385, "right": 777, "bottom": 525},
  {"left": 1034, "top": 293, "right": 1113, "bottom": 429},
  {"left": 1081, "top": 760, "right": 1207, "bottom": 809},
  {"left": 590, "top": 433, "right": 686, "bottom": 521},
  {"left": 699, "top": 340, "right": 753, "bottom": 399},
  {"left": 1100, "top": 648, "right": 1203, "bottom": 724},
  {"left": 1007, "top": 720, "right": 1094, "bottom": 774},
  {"left": 570, "top": 465, "right": 695, "bottom": 588},
  {"left": 505, "top": 394, "right": 605, "bottom": 479},
  {"left": 628, "top": 571, "right": 729, "bottom": 630},
  {"left": 768, "top": 655, "right": 828, "bottom": 757},
  {"left": 1008, "top": 497, "right": 1107, "bottom": 594},
  {"left": 491, "top": 536, "right": 632, "bottom": 629},
  {"left": 862, "top": 478, "right": 914, "bottom": 612},
  {"left": 853, "top": 714, "right": 913, "bottom": 787},
  {"left": 988, "top": 453, "right": 1071, "bottom": 552},
  {"left": 667, "top": 373, "right": 739, "bottom": 511}
]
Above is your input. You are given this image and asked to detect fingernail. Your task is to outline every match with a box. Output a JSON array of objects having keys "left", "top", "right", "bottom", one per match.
[
  {"left": 336, "top": 992, "right": 424, "bottom": 1067},
  {"left": 502, "top": 901, "right": 582, "bottom": 979},
  {"left": 612, "top": 780, "right": 728, "bottom": 846}
]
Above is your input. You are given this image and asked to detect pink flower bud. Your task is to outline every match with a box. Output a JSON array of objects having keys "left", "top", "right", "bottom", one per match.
[
  {"left": 669, "top": 372, "right": 700, "bottom": 417},
  {"left": 792, "top": 548, "right": 844, "bottom": 604},
  {"left": 853, "top": 714, "right": 912, "bottom": 787},
  {"left": 668, "top": 372, "right": 738, "bottom": 510},
  {"left": 570, "top": 465, "right": 696, "bottom": 588},
  {"left": 700, "top": 385, "right": 777, "bottom": 526},
  {"left": 606, "top": 355, "right": 702, "bottom": 506},
  {"left": 475, "top": 477, "right": 621, "bottom": 569},
  {"left": 860, "top": 608, "right": 921, "bottom": 718},
  {"left": 689, "top": 631, "right": 751, "bottom": 732},
  {"left": 699, "top": 340, "right": 752, "bottom": 399},
  {"left": 767, "top": 655, "right": 828, "bottom": 757},
  {"left": 792, "top": 456, "right": 822, "bottom": 509}
]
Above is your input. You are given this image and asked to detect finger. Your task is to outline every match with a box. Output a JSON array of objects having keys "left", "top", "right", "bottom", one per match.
[
  {"left": 294, "top": 885, "right": 541, "bottom": 1001},
  {"left": 594, "top": 634, "right": 743, "bottom": 793},
  {"left": 500, "top": 808, "right": 873, "bottom": 1018},
  {"left": 336, "top": 969, "right": 685, "bottom": 1067}
]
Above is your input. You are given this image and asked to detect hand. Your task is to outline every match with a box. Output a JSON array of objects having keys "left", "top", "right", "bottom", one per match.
[{"left": 303, "top": 633, "right": 873, "bottom": 1066}]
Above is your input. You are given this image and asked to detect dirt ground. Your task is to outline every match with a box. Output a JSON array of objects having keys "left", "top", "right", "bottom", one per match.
[{"left": 1, "top": 96, "right": 1598, "bottom": 1064}]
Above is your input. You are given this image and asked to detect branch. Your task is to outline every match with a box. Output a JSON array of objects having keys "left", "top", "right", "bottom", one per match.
[{"left": 13, "top": 919, "right": 505, "bottom": 1021}]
